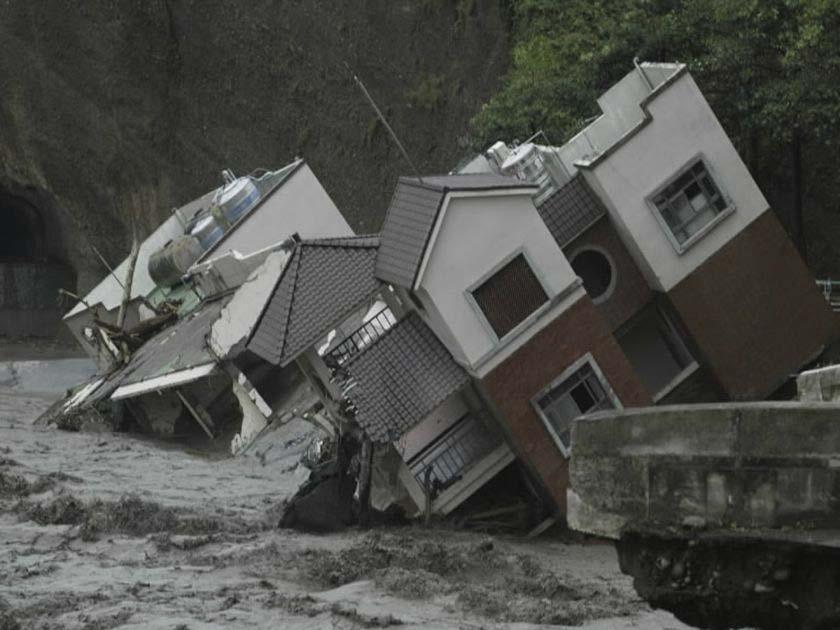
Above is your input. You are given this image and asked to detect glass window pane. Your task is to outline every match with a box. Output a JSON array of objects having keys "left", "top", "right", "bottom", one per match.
[
  {"left": 570, "top": 382, "right": 596, "bottom": 412},
  {"left": 538, "top": 363, "right": 616, "bottom": 453},
  {"left": 654, "top": 161, "right": 729, "bottom": 246}
]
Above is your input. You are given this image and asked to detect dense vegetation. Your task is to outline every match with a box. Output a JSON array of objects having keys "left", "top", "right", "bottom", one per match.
[{"left": 471, "top": 0, "right": 840, "bottom": 272}]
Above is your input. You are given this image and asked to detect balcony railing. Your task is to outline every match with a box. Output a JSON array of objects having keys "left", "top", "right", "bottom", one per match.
[
  {"left": 407, "top": 413, "right": 502, "bottom": 497},
  {"left": 322, "top": 307, "right": 397, "bottom": 402}
]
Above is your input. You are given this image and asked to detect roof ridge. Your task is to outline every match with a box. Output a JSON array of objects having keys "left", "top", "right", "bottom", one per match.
[{"left": 301, "top": 235, "right": 381, "bottom": 249}]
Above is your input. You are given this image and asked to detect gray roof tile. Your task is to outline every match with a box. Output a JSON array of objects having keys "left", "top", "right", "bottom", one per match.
[
  {"left": 345, "top": 312, "right": 470, "bottom": 443},
  {"left": 247, "top": 235, "right": 381, "bottom": 365},
  {"left": 536, "top": 175, "right": 607, "bottom": 247},
  {"left": 376, "top": 175, "right": 536, "bottom": 288}
]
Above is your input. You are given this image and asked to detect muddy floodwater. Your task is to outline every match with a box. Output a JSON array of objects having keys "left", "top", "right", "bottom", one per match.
[{"left": 0, "top": 385, "right": 693, "bottom": 629}]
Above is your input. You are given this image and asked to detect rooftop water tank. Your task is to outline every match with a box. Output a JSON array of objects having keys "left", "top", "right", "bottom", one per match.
[
  {"left": 212, "top": 169, "right": 261, "bottom": 225},
  {"left": 485, "top": 141, "right": 511, "bottom": 171},
  {"left": 501, "top": 143, "right": 570, "bottom": 205},
  {"left": 188, "top": 213, "right": 225, "bottom": 251},
  {"left": 148, "top": 235, "right": 205, "bottom": 288}
]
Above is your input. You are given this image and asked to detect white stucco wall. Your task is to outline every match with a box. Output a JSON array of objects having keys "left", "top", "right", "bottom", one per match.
[
  {"left": 64, "top": 213, "right": 187, "bottom": 320},
  {"left": 204, "top": 164, "right": 352, "bottom": 264},
  {"left": 417, "top": 192, "right": 579, "bottom": 368},
  {"left": 585, "top": 72, "right": 770, "bottom": 292},
  {"left": 557, "top": 65, "right": 663, "bottom": 173},
  {"left": 395, "top": 392, "right": 469, "bottom": 462}
]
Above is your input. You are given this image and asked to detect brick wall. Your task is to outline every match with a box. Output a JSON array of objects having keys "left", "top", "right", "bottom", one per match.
[
  {"left": 564, "top": 217, "right": 653, "bottom": 332},
  {"left": 668, "top": 210, "right": 839, "bottom": 400},
  {"left": 479, "top": 295, "right": 651, "bottom": 514}
]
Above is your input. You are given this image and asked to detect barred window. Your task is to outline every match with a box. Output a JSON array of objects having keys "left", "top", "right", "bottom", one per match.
[
  {"left": 472, "top": 254, "right": 548, "bottom": 338},
  {"left": 652, "top": 160, "right": 729, "bottom": 248}
]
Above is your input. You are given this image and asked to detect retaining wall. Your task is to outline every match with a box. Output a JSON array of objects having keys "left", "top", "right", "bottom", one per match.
[{"left": 568, "top": 403, "right": 840, "bottom": 538}]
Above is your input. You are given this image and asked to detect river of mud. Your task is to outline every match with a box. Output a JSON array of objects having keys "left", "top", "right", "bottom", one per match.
[{"left": 0, "top": 383, "right": 693, "bottom": 629}]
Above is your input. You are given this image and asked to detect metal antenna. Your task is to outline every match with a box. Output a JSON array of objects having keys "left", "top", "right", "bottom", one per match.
[{"left": 352, "top": 72, "right": 424, "bottom": 184}]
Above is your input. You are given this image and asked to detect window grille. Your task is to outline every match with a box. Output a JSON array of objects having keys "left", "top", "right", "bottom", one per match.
[
  {"left": 652, "top": 160, "right": 728, "bottom": 246},
  {"left": 472, "top": 254, "right": 548, "bottom": 338}
]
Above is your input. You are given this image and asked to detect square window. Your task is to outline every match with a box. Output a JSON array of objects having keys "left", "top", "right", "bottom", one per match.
[
  {"left": 534, "top": 361, "right": 616, "bottom": 457},
  {"left": 472, "top": 253, "right": 548, "bottom": 339},
  {"left": 652, "top": 160, "right": 730, "bottom": 249},
  {"left": 617, "top": 306, "right": 695, "bottom": 400}
]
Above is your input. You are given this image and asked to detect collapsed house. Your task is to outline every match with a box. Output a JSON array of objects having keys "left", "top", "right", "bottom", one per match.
[
  {"left": 53, "top": 159, "right": 353, "bottom": 451},
  {"left": 52, "top": 61, "right": 838, "bottom": 524}
]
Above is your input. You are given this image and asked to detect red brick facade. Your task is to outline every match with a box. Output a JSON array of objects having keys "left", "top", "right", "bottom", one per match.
[
  {"left": 564, "top": 217, "right": 653, "bottom": 332},
  {"left": 668, "top": 210, "right": 839, "bottom": 400},
  {"left": 479, "top": 295, "right": 651, "bottom": 514}
]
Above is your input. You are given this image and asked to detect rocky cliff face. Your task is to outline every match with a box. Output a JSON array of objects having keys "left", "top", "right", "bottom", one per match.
[{"left": 0, "top": 1, "right": 509, "bottom": 291}]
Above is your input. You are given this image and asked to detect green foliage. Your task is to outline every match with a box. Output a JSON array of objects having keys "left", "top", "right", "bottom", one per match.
[
  {"left": 471, "top": 0, "right": 840, "bottom": 149},
  {"left": 406, "top": 73, "right": 446, "bottom": 111},
  {"left": 470, "top": 0, "right": 840, "bottom": 266}
]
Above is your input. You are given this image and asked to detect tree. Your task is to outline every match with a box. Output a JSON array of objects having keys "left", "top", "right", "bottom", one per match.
[{"left": 471, "top": 0, "right": 840, "bottom": 263}]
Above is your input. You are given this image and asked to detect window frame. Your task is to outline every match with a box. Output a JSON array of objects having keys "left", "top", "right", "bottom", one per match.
[
  {"left": 647, "top": 154, "right": 735, "bottom": 255},
  {"left": 465, "top": 247, "right": 552, "bottom": 343},
  {"left": 568, "top": 245, "right": 617, "bottom": 305},
  {"left": 615, "top": 304, "right": 699, "bottom": 402},
  {"left": 530, "top": 353, "right": 623, "bottom": 458}
]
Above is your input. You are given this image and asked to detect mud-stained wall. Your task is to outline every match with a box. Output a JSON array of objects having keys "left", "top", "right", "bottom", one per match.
[{"left": 0, "top": 1, "right": 510, "bottom": 294}]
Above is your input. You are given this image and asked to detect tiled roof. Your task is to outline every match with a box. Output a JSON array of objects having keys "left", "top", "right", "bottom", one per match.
[
  {"left": 247, "top": 235, "right": 382, "bottom": 366},
  {"left": 536, "top": 175, "right": 607, "bottom": 248},
  {"left": 345, "top": 312, "right": 470, "bottom": 443},
  {"left": 375, "top": 174, "right": 536, "bottom": 289}
]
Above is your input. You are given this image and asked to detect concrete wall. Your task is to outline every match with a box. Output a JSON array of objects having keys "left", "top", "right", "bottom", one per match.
[
  {"left": 480, "top": 296, "right": 651, "bottom": 513},
  {"left": 418, "top": 191, "right": 579, "bottom": 368},
  {"left": 569, "top": 403, "right": 840, "bottom": 539},
  {"left": 585, "top": 72, "right": 771, "bottom": 292},
  {"left": 204, "top": 164, "right": 352, "bottom": 264},
  {"left": 556, "top": 63, "right": 681, "bottom": 174}
]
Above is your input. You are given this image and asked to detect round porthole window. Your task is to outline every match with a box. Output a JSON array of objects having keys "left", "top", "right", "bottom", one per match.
[{"left": 571, "top": 248, "right": 615, "bottom": 303}]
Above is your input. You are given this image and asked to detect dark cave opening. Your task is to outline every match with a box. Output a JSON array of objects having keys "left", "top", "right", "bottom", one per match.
[{"left": 0, "top": 191, "right": 46, "bottom": 261}]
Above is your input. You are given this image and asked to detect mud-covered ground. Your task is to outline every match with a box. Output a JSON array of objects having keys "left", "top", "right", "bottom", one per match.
[{"left": 0, "top": 389, "right": 693, "bottom": 630}]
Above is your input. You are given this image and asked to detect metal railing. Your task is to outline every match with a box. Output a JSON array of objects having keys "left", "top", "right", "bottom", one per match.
[
  {"left": 817, "top": 279, "right": 840, "bottom": 312},
  {"left": 322, "top": 307, "right": 397, "bottom": 400},
  {"left": 407, "top": 413, "right": 502, "bottom": 496}
]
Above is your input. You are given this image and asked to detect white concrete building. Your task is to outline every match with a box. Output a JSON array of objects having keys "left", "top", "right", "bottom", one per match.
[{"left": 62, "top": 159, "right": 352, "bottom": 368}]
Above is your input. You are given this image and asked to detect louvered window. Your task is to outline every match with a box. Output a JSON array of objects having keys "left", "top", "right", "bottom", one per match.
[{"left": 472, "top": 254, "right": 548, "bottom": 338}]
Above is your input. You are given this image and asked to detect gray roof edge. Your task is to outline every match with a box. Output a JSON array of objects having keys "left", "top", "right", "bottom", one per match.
[
  {"left": 398, "top": 175, "right": 538, "bottom": 195},
  {"left": 244, "top": 243, "right": 301, "bottom": 361},
  {"left": 302, "top": 234, "right": 381, "bottom": 248}
]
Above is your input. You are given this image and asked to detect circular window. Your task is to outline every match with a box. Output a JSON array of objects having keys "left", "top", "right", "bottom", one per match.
[{"left": 571, "top": 249, "right": 614, "bottom": 303}]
